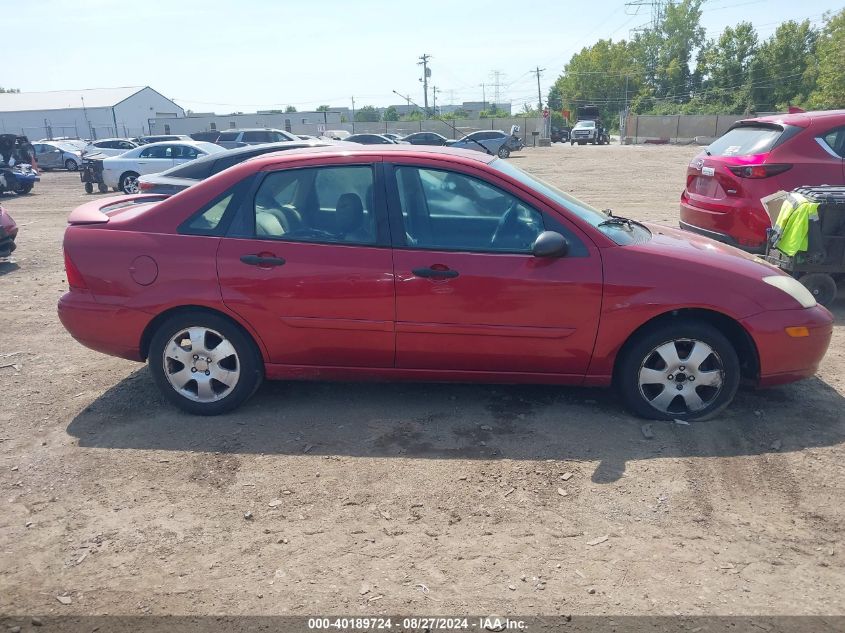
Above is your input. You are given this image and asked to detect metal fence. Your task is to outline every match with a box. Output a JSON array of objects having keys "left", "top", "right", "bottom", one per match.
[{"left": 335, "top": 117, "right": 548, "bottom": 143}]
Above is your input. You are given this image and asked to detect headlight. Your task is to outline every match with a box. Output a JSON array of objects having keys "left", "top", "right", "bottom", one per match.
[{"left": 762, "top": 275, "right": 817, "bottom": 308}]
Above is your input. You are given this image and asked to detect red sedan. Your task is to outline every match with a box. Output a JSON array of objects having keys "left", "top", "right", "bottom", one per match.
[
  {"left": 680, "top": 109, "right": 845, "bottom": 252},
  {"left": 59, "top": 146, "right": 833, "bottom": 420}
]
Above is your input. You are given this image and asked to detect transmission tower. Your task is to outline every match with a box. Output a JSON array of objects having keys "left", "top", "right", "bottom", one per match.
[
  {"left": 489, "top": 70, "right": 504, "bottom": 108},
  {"left": 625, "top": 0, "right": 666, "bottom": 34}
]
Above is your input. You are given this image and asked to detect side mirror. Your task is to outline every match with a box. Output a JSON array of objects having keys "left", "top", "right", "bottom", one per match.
[{"left": 532, "top": 231, "right": 569, "bottom": 258}]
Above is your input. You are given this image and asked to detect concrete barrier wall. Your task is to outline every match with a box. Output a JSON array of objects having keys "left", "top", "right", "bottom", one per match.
[{"left": 624, "top": 114, "right": 745, "bottom": 144}]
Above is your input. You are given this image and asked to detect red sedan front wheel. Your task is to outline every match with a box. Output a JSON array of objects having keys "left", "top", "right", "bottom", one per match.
[{"left": 617, "top": 321, "right": 740, "bottom": 421}]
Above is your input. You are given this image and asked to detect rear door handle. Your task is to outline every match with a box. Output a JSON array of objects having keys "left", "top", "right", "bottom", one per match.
[
  {"left": 412, "top": 267, "right": 459, "bottom": 279},
  {"left": 240, "top": 254, "right": 286, "bottom": 267}
]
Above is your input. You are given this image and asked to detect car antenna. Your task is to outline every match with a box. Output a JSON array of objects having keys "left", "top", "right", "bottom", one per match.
[{"left": 392, "top": 90, "right": 493, "bottom": 155}]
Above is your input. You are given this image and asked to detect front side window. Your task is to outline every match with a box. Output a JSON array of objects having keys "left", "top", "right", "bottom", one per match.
[
  {"left": 252, "top": 165, "right": 377, "bottom": 245},
  {"left": 393, "top": 166, "right": 544, "bottom": 253}
]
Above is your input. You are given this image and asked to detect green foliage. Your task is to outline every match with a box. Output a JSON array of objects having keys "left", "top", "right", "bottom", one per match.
[
  {"left": 549, "top": 3, "right": 843, "bottom": 115},
  {"left": 402, "top": 110, "right": 425, "bottom": 121},
  {"left": 478, "top": 108, "right": 510, "bottom": 119},
  {"left": 383, "top": 106, "right": 400, "bottom": 121},
  {"left": 285, "top": 105, "right": 297, "bottom": 113},
  {"left": 354, "top": 105, "right": 380, "bottom": 122},
  {"left": 807, "top": 9, "right": 845, "bottom": 109},
  {"left": 316, "top": 105, "right": 330, "bottom": 112}
]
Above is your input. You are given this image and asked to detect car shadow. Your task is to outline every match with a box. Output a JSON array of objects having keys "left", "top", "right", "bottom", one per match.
[
  {"left": 67, "top": 367, "right": 845, "bottom": 484},
  {"left": 0, "top": 260, "right": 20, "bottom": 276}
]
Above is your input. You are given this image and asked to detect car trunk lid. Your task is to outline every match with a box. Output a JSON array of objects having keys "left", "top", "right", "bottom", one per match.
[{"left": 67, "top": 194, "right": 169, "bottom": 225}]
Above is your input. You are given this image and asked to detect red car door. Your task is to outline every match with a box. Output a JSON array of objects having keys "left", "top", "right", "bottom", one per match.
[
  {"left": 216, "top": 162, "right": 395, "bottom": 368},
  {"left": 387, "top": 162, "right": 602, "bottom": 376}
]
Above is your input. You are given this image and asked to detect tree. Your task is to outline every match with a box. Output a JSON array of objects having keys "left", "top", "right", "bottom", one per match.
[
  {"left": 807, "top": 8, "right": 845, "bottom": 109},
  {"left": 354, "top": 105, "right": 380, "bottom": 122},
  {"left": 383, "top": 106, "right": 400, "bottom": 121},
  {"left": 0, "top": 87, "right": 19, "bottom": 93},
  {"left": 285, "top": 105, "right": 297, "bottom": 113},
  {"left": 547, "top": 86, "right": 563, "bottom": 112},
  {"left": 316, "top": 105, "right": 331, "bottom": 112},
  {"left": 696, "top": 22, "right": 759, "bottom": 112}
]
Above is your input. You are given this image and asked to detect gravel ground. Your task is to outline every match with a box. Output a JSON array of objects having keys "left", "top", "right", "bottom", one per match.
[{"left": 0, "top": 144, "right": 843, "bottom": 621}]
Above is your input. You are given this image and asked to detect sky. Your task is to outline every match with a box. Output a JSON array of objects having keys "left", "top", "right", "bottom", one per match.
[{"left": 7, "top": 0, "right": 838, "bottom": 113}]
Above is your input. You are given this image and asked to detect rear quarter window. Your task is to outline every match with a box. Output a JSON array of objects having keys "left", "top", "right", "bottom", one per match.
[
  {"left": 708, "top": 125, "right": 786, "bottom": 157},
  {"left": 168, "top": 159, "right": 214, "bottom": 179},
  {"left": 217, "top": 132, "right": 238, "bottom": 142}
]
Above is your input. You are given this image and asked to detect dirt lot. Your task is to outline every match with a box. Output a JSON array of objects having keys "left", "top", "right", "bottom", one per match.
[{"left": 1, "top": 144, "right": 843, "bottom": 621}]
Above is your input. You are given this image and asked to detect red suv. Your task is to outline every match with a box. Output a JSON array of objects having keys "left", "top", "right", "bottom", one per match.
[{"left": 680, "top": 110, "right": 845, "bottom": 252}]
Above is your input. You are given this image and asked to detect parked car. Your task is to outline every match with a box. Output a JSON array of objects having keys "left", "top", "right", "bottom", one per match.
[
  {"left": 345, "top": 133, "right": 397, "bottom": 145},
  {"left": 680, "top": 109, "right": 845, "bottom": 253},
  {"left": 136, "top": 134, "right": 192, "bottom": 145},
  {"left": 0, "top": 205, "right": 17, "bottom": 258},
  {"left": 403, "top": 132, "right": 449, "bottom": 146},
  {"left": 82, "top": 138, "right": 138, "bottom": 158},
  {"left": 189, "top": 131, "right": 221, "bottom": 143},
  {"left": 102, "top": 140, "right": 225, "bottom": 194},
  {"left": 550, "top": 126, "right": 571, "bottom": 143},
  {"left": 137, "top": 140, "right": 328, "bottom": 195},
  {"left": 297, "top": 134, "right": 320, "bottom": 141},
  {"left": 446, "top": 130, "right": 523, "bottom": 158},
  {"left": 382, "top": 133, "right": 405, "bottom": 143},
  {"left": 32, "top": 141, "right": 83, "bottom": 171},
  {"left": 58, "top": 145, "right": 832, "bottom": 420},
  {"left": 322, "top": 129, "right": 351, "bottom": 141},
  {"left": 216, "top": 129, "right": 298, "bottom": 149}
]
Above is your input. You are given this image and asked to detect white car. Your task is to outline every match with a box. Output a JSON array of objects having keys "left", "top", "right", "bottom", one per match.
[
  {"left": 102, "top": 141, "right": 225, "bottom": 194},
  {"left": 82, "top": 138, "right": 139, "bottom": 158}
]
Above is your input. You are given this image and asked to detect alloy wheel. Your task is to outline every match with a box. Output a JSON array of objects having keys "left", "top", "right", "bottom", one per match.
[
  {"left": 162, "top": 327, "right": 241, "bottom": 403},
  {"left": 637, "top": 338, "right": 724, "bottom": 415}
]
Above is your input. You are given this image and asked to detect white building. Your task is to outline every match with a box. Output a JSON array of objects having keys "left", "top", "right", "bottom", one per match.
[
  {"left": 0, "top": 86, "right": 184, "bottom": 140},
  {"left": 149, "top": 110, "right": 344, "bottom": 137}
]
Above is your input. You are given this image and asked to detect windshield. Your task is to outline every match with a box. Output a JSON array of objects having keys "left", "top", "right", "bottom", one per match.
[
  {"left": 574, "top": 120, "right": 596, "bottom": 128},
  {"left": 490, "top": 159, "right": 649, "bottom": 245},
  {"left": 708, "top": 124, "right": 785, "bottom": 157}
]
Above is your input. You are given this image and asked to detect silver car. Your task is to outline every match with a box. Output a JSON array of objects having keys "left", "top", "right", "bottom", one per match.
[
  {"left": 32, "top": 141, "right": 84, "bottom": 171},
  {"left": 215, "top": 128, "right": 298, "bottom": 149},
  {"left": 445, "top": 129, "right": 523, "bottom": 158}
]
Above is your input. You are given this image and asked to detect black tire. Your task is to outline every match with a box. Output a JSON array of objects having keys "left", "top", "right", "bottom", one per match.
[
  {"left": 616, "top": 320, "right": 740, "bottom": 421},
  {"left": 148, "top": 310, "right": 264, "bottom": 415},
  {"left": 65, "top": 159, "right": 78, "bottom": 171},
  {"left": 570, "top": 141, "right": 575, "bottom": 146},
  {"left": 119, "top": 171, "right": 140, "bottom": 194},
  {"left": 98, "top": 182, "right": 109, "bottom": 193},
  {"left": 497, "top": 146, "right": 511, "bottom": 159},
  {"left": 799, "top": 273, "right": 837, "bottom": 307},
  {"left": 84, "top": 182, "right": 94, "bottom": 194},
  {"left": 17, "top": 183, "right": 33, "bottom": 194}
]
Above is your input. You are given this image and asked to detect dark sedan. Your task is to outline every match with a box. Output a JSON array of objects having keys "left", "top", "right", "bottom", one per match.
[
  {"left": 345, "top": 134, "right": 397, "bottom": 145},
  {"left": 402, "top": 132, "right": 449, "bottom": 146},
  {"left": 137, "top": 140, "right": 328, "bottom": 195}
]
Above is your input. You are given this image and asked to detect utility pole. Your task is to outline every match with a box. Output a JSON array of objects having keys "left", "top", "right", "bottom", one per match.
[
  {"left": 418, "top": 53, "right": 431, "bottom": 115},
  {"left": 532, "top": 66, "right": 545, "bottom": 112},
  {"left": 351, "top": 96, "right": 355, "bottom": 132},
  {"left": 479, "top": 83, "right": 486, "bottom": 110},
  {"left": 432, "top": 86, "right": 439, "bottom": 116}
]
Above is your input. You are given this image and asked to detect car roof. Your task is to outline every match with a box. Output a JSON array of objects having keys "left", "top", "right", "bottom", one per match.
[
  {"left": 246, "top": 143, "right": 498, "bottom": 168},
  {"left": 741, "top": 109, "right": 845, "bottom": 127},
  {"left": 90, "top": 137, "right": 134, "bottom": 143},
  {"left": 136, "top": 139, "right": 218, "bottom": 149}
]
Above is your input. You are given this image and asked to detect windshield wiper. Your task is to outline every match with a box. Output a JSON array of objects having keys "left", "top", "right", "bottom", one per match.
[{"left": 598, "top": 215, "right": 635, "bottom": 231}]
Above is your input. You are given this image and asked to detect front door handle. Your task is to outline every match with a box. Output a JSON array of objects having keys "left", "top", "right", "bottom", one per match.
[
  {"left": 412, "top": 266, "right": 459, "bottom": 279},
  {"left": 240, "top": 254, "right": 286, "bottom": 267}
]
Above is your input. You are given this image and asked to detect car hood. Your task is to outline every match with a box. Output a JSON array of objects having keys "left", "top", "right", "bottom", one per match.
[{"left": 643, "top": 222, "right": 778, "bottom": 276}]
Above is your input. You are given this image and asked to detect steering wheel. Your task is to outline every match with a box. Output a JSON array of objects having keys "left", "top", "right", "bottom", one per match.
[
  {"left": 490, "top": 201, "right": 522, "bottom": 248},
  {"left": 284, "top": 227, "right": 337, "bottom": 241}
]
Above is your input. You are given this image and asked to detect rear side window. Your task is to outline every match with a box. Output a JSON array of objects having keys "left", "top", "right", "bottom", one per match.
[
  {"left": 242, "top": 131, "right": 270, "bottom": 143},
  {"left": 820, "top": 127, "right": 845, "bottom": 158},
  {"left": 212, "top": 150, "right": 265, "bottom": 174},
  {"left": 708, "top": 125, "right": 784, "bottom": 157},
  {"left": 168, "top": 158, "right": 214, "bottom": 179},
  {"left": 217, "top": 132, "right": 238, "bottom": 142}
]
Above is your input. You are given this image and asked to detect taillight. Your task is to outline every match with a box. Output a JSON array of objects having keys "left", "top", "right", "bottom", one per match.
[
  {"left": 139, "top": 181, "right": 154, "bottom": 191},
  {"left": 64, "top": 250, "right": 87, "bottom": 290},
  {"left": 727, "top": 164, "right": 792, "bottom": 179}
]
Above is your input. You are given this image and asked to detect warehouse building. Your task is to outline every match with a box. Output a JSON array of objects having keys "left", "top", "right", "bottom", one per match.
[
  {"left": 0, "top": 86, "right": 184, "bottom": 140},
  {"left": 149, "top": 110, "right": 343, "bottom": 137}
]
